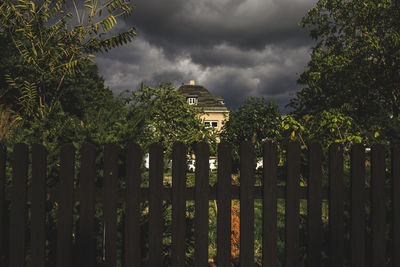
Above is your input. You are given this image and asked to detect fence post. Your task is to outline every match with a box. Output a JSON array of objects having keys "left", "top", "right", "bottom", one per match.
[
  {"left": 125, "top": 143, "right": 142, "bottom": 267},
  {"left": 217, "top": 142, "right": 232, "bottom": 266},
  {"left": 371, "top": 144, "right": 386, "bottom": 267},
  {"left": 240, "top": 141, "right": 255, "bottom": 266},
  {"left": 308, "top": 142, "right": 322, "bottom": 267},
  {"left": 76, "top": 143, "right": 96, "bottom": 267},
  {"left": 393, "top": 146, "right": 400, "bottom": 267},
  {"left": 262, "top": 141, "right": 278, "bottom": 267},
  {"left": 329, "top": 143, "right": 344, "bottom": 267},
  {"left": 350, "top": 144, "right": 365, "bottom": 267},
  {"left": 194, "top": 142, "right": 209, "bottom": 267},
  {"left": 31, "top": 144, "right": 47, "bottom": 267},
  {"left": 148, "top": 143, "right": 164, "bottom": 266},
  {"left": 0, "top": 145, "right": 6, "bottom": 264},
  {"left": 103, "top": 144, "right": 119, "bottom": 267},
  {"left": 286, "top": 142, "right": 300, "bottom": 267},
  {"left": 9, "top": 144, "right": 28, "bottom": 267},
  {"left": 56, "top": 144, "right": 75, "bottom": 267},
  {"left": 172, "top": 142, "right": 187, "bottom": 266}
]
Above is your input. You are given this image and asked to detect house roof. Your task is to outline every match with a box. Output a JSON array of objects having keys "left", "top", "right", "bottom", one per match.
[{"left": 177, "top": 84, "right": 228, "bottom": 111}]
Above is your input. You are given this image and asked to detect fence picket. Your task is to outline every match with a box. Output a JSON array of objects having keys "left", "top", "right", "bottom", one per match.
[
  {"left": 194, "top": 142, "right": 209, "bottom": 267},
  {"left": 172, "top": 142, "right": 187, "bottom": 266},
  {"left": 262, "top": 141, "right": 278, "bottom": 267},
  {"left": 217, "top": 142, "right": 232, "bottom": 266},
  {"left": 329, "top": 143, "right": 344, "bottom": 267},
  {"left": 0, "top": 145, "right": 6, "bottom": 264},
  {"left": 240, "top": 141, "right": 255, "bottom": 266},
  {"left": 56, "top": 144, "right": 75, "bottom": 267},
  {"left": 9, "top": 144, "right": 28, "bottom": 267},
  {"left": 30, "top": 144, "right": 46, "bottom": 267},
  {"left": 350, "top": 144, "right": 365, "bottom": 267},
  {"left": 124, "top": 144, "right": 142, "bottom": 267},
  {"left": 148, "top": 143, "right": 164, "bottom": 266},
  {"left": 103, "top": 144, "right": 120, "bottom": 267},
  {"left": 393, "top": 147, "right": 400, "bottom": 267},
  {"left": 308, "top": 142, "right": 322, "bottom": 267},
  {"left": 77, "top": 143, "right": 96, "bottom": 267},
  {"left": 371, "top": 144, "right": 386, "bottom": 267},
  {"left": 286, "top": 142, "right": 301, "bottom": 267}
]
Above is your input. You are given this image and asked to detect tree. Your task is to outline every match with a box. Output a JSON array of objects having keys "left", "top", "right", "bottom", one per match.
[
  {"left": 128, "top": 83, "right": 217, "bottom": 156},
  {"left": 289, "top": 0, "right": 400, "bottom": 132},
  {"left": 220, "top": 97, "right": 282, "bottom": 171},
  {"left": 0, "top": 0, "right": 136, "bottom": 119}
]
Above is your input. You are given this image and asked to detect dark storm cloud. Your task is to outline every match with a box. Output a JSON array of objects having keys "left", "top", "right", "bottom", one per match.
[{"left": 95, "top": 0, "right": 318, "bottom": 111}]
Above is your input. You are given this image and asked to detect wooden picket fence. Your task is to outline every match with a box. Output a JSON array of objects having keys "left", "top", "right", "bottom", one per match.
[{"left": 0, "top": 141, "right": 399, "bottom": 266}]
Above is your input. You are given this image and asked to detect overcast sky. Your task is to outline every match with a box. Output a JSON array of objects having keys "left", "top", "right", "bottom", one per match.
[{"left": 94, "top": 0, "right": 318, "bottom": 111}]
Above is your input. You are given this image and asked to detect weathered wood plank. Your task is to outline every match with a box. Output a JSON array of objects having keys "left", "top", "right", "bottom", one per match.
[
  {"left": 371, "top": 144, "right": 386, "bottom": 267},
  {"left": 217, "top": 142, "right": 232, "bottom": 266},
  {"left": 103, "top": 144, "right": 119, "bottom": 267},
  {"left": 285, "top": 142, "right": 300, "bottom": 267},
  {"left": 0, "top": 144, "right": 6, "bottom": 264},
  {"left": 194, "top": 142, "right": 209, "bottom": 267},
  {"left": 329, "top": 143, "right": 344, "bottom": 267},
  {"left": 262, "top": 141, "right": 277, "bottom": 267},
  {"left": 124, "top": 143, "right": 142, "bottom": 267},
  {"left": 56, "top": 144, "right": 75, "bottom": 267},
  {"left": 308, "top": 142, "right": 322, "bottom": 267},
  {"left": 393, "top": 147, "right": 400, "bottom": 267},
  {"left": 350, "top": 144, "right": 365, "bottom": 267},
  {"left": 76, "top": 143, "right": 96, "bottom": 267},
  {"left": 30, "top": 144, "right": 46, "bottom": 267},
  {"left": 240, "top": 141, "right": 255, "bottom": 266},
  {"left": 172, "top": 142, "right": 187, "bottom": 267},
  {"left": 9, "top": 144, "right": 28, "bottom": 267},
  {"left": 391, "top": 146, "right": 400, "bottom": 267},
  {"left": 148, "top": 143, "right": 164, "bottom": 266}
]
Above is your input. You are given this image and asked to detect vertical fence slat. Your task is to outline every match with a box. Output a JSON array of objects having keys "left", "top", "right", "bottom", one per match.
[
  {"left": 125, "top": 144, "right": 142, "bottom": 267},
  {"left": 56, "top": 144, "right": 75, "bottom": 267},
  {"left": 31, "top": 144, "right": 46, "bottom": 267},
  {"left": 104, "top": 144, "right": 119, "bottom": 267},
  {"left": 9, "top": 144, "right": 28, "bottom": 267},
  {"left": 172, "top": 142, "right": 187, "bottom": 266},
  {"left": 194, "top": 142, "right": 209, "bottom": 267},
  {"left": 262, "top": 141, "right": 277, "bottom": 267},
  {"left": 329, "top": 143, "right": 344, "bottom": 267},
  {"left": 286, "top": 142, "right": 300, "bottom": 267},
  {"left": 393, "top": 147, "right": 400, "bottom": 267},
  {"left": 217, "top": 142, "right": 232, "bottom": 266},
  {"left": 148, "top": 143, "right": 164, "bottom": 266},
  {"left": 0, "top": 145, "right": 6, "bottom": 264},
  {"left": 308, "top": 142, "right": 322, "bottom": 267},
  {"left": 371, "top": 144, "right": 386, "bottom": 267},
  {"left": 240, "top": 141, "right": 255, "bottom": 266},
  {"left": 351, "top": 144, "right": 365, "bottom": 267},
  {"left": 77, "top": 143, "right": 96, "bottom": 267}
]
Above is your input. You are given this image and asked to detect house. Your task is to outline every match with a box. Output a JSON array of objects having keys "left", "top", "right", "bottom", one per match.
[{"left": 177, "top": 80, "right": 229, "bottom": 132}]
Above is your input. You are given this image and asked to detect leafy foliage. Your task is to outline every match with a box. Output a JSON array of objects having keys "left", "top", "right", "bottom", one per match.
[
  {"left": 0, "top": 0, "right": 136, "bottom": 119},
  {"left": 221, "top": 97, "right": 282, "bottom": 171},
  {"left": 127, "top": 83, "right": 217, "bottom": 156},
  {"left": 289, "top": 0, "right": 400, "bottom": 143}
]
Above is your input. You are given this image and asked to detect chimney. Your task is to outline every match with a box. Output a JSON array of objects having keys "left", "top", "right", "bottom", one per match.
[{"left": 189, "top": 80, "right": 195, "bottom": 85}]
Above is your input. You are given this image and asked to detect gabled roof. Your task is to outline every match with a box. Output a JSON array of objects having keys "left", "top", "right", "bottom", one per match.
[{"left": 177, "top": 84, "right": 228, "bottom": 111}]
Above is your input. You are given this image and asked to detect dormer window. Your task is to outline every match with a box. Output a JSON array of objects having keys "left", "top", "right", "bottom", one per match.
[{"left": 187, "top": 97, "right": 198, "bottom": 105}]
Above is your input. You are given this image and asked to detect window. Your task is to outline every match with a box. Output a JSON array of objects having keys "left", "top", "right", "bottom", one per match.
[
  {"left": 187, "top": 97, "right": 197, "bottom": 105},
  {"left": 204, "top": 121, "right": 218, "bottom": 128}
]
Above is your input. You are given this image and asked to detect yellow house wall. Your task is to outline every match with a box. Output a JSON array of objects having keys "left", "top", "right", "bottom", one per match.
[{"left": 200, "top": 112, "right": 229, "bottom": 131}]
